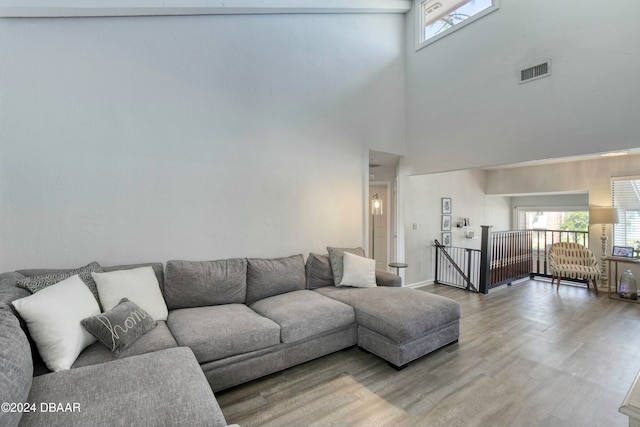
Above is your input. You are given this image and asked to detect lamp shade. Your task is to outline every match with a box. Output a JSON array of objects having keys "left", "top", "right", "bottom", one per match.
[
  {"left": 371, "top": 194, "right": 383, "bottom": 215},
  {"left": 589, "top": 207, "right": 619, "bottom": 225}
]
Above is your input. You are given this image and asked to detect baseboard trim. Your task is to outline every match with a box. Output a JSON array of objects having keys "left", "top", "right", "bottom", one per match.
[{"left": 405, "top": 280, "right": 434, "bottom": 289}]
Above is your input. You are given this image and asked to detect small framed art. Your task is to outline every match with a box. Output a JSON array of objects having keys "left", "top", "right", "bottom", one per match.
[
  {"left": 442, "top": 215, "right": 451, "bottom": 231},
  {"left": 612, "top": 246, "right": 634, "bottom": 258},
  {"left": 441, "top": 232, "right": 452, "bottom": 246},
  {"left": 441, "top": 197, "right": 452, "bottom": 214}
]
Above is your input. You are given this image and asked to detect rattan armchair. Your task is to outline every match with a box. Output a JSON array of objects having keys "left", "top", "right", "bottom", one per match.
[{"left": 548, "top": 242, "right": 600, "bottom": 294}]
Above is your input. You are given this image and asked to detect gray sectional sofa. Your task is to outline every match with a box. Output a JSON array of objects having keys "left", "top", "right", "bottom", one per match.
[{"left": 0, "top": 252, "right": 460, "bottom": 427}]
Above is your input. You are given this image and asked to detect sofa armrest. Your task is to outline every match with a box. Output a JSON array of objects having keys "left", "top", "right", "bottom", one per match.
[{"left": 375, "top": 271, "right": 402, "bottom": 287}]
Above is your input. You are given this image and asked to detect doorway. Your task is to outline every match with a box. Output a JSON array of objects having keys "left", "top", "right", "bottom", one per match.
[{"left": 370, "top": 182, "right": 390, "bottom": 271}]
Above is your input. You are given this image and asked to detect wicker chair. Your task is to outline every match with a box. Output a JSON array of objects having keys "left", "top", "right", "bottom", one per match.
[{"left": 548, "top": 242, "right": 600, "bottom": 294}]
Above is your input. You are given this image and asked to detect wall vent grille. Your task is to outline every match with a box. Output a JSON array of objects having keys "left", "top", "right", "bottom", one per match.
[{"left": 520, "top": 61, "right": 550, "bottom": 84}]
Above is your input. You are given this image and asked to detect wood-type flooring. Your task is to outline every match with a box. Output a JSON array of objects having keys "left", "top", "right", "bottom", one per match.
[{"left": 216, "top": 280, "right": 640, "bottom": 427}]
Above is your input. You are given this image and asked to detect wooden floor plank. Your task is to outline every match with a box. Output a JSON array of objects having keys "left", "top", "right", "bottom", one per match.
[{"left": 216, "top": 280, "right": 640, "bottom": 426}]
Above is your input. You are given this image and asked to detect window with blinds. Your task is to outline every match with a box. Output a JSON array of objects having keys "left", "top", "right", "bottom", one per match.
[{"left": 611, "top": 177, "right": 640, "bottom": 249}]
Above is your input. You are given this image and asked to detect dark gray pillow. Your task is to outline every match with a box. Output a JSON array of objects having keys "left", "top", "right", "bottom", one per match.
[
  {"left": 246, "top": 255, "right": 305, "bottom": 304},
  {"left": 326, "top": 247, "right": 366, "bottom": 286},
  {"left": 305, "top": 253, "right": 335, "bottom": 289},
  {"left": 81, "top": 298, "right": 156, "bottom": 357},
  {"left": 15, "top": 261, "right": 103, "bottom": 303}
]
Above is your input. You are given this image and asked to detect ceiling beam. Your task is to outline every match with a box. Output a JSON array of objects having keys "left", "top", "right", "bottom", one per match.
[{"left": 0, "top": 0, "right": 412, "bottom": 17}]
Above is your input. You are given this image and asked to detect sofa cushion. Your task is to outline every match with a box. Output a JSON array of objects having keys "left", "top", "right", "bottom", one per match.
[
  {"left": 81, "top": 298, "right": 157, "bottom": 357},
  {"left": 168, "top": 304, "right": 280, "bottom": 364},
  {"left": 72, "top": 321, "right": 177, "bottom": 369},
  {"left": 93, "top": 266, "right": 168, "bottom": 321},
  {"left": 0, "top": 308, "right": 33, "bottom": 427},
  {"left": 250, "top": 290, "right": 355, "bottom": 343},
  {"left": 20, "top": 347, "right": 229, "bottom": 427},
  {"left": 315, "top": 286, "right": 460, "bottom": 344},
  {"left": 12, "top": 275, "right": 100, "bottom": 372},
  {"left": 245, "top": 255, "right": 305, "bottom": 305},
  {"left": 305, "top": 253, "right": 335, "bottom": 289},
  {"left": 164, "top": 259, "right": 247, "bottom": 309},
  {"left": 326, "top": 247, "right": 365, "bottom": 286}
]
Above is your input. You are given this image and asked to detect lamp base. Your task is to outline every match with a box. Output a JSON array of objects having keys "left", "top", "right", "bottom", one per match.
[{"left": 600, "top": 224, "right": 608, "bottom": 288}]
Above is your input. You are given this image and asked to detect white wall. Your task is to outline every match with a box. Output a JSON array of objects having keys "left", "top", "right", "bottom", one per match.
[
  {"left": 0, "top": 14, "right": 405, "bottom": 270},
  {"left": 404, "top": 0, "right": 640, "bottom": 174},
  {"left": 404, "top": 169, "right": 510, "bottom": 285}
]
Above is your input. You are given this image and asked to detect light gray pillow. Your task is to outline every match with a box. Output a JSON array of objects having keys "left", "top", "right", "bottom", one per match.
[
  {"left": 326, "top": 247, "right": 366, "bottom": 286},
  {"left": 15, "top": 261, "right": 103, "bottom": 303},
  {"left": 81, "top": 298, "right": 157, "bottom": 357}
]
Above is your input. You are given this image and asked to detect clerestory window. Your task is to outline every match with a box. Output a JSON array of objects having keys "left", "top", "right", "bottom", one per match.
[{"left": 416, "top": 0, "right": 499, "bottom": 50}]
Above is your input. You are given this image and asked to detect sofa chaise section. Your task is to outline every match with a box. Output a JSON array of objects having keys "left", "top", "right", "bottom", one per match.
[
  {"left": 20, "top": 347, "right": 228, "bottom": 427},
  {"left": 316, "top": 286, "right": 460, "bottom": 369}
]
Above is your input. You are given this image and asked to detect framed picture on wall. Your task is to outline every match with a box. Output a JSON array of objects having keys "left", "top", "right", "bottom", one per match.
[
  {"left": 441, "top": 197, "right": 452, "bottom": 214},
  {"left": 442, "top": 232, "right": 452, "bottom": 246},
  {"left": 612, "top": 246, "right": 634, "bottom": 258},
  {"left": 442, "top": 215, "right": 451, "bottom": 231}
]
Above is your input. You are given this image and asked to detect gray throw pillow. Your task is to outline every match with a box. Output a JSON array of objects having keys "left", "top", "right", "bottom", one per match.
[
  {"left": 15, "top": 261, "right": 103, "bottom": 303},
  {"left": 326, "top": 247, "right": 366, "bottom": 286},
  {"left": 81, "top": 298, "right": 157, "bottom": 357},
  {"left": 305, "top": 253, "right": 335, "bottom": 289}
]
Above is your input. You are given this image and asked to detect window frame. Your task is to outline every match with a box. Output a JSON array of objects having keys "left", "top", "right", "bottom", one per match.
[
  {"left": 414, "top": 0, "right": 500, "bottom": 51},
  {"left": 611, "top": 176, "right": 640, "bottom": 251}
]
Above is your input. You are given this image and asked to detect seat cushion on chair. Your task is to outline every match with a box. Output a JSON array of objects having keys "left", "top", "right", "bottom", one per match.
[
  {"left": 167, "top": 304, "right": 280, "bottom": 364},
  {"left": 552, "top": 264, "right": 600, "bottom": 280},
  {"left": 315, "top": 287, "right": 460, "bottom": 344},
  {"left": 250, "top": 290, "right": 355, "bottom": 343}
]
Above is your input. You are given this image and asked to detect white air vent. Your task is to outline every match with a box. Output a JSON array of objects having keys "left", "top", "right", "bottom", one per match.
[
  {"left": 519, "top": 60, "right": 551, "bottom": 84},
  {"left": 424, "top": 2, "right": 442, "bottom": 16}
]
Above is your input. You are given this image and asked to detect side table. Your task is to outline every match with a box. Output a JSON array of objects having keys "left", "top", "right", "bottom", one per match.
[{"left": 388, "top": 262, "right": 408, "bottom": 275}]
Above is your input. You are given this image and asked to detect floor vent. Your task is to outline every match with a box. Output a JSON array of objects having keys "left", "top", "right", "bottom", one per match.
[{"left": 520, "top": 61, "right": 550, "bottom": 84}]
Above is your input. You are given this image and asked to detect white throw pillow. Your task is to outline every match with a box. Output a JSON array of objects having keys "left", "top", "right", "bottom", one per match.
[
  {"left": 12, "top": 275, "right": 100, "bottom": 372},
  {"left": 92, "top": 267, "right": 168, "bottom": 321},
  {"left": 338, "top": 252, "right": 377, "bottom": 288}
]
